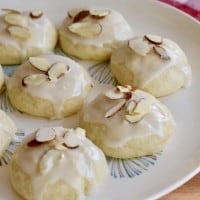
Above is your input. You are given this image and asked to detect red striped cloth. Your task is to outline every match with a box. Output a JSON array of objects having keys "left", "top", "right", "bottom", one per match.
[{"left": 159, "top": 0, "right": 200, "bottom": 20}]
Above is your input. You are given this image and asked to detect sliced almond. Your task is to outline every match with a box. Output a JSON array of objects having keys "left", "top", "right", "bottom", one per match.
[
  {"left": 5, "top": 13, "right": 26, "bottom": 27},
  {"left": 116, "top": 85, "right": 131, "bottom": 93},
  {"left": 125, "top": 114, "right": 144, "bottom": 123},
  {"left": 144, "top": 34, "right": 163, "bottom": 45},
  {"left": 30, "top": 10, "right": 43, "bottom": 19},
  {"left": 29, "top": 57, "right": 51, "bottom": 72},
  {"left": 64, "top": 130, "right": 80, "bottom": 149},
  {"left": 68, "top": 8, "right": 84, "bottom": 18},
  {"left": 105, "top": 88, "right": 125, "bottom": 100},
  {"left": 153, "top": 46, "right": 170, "bottom": 60},
  {"left": 134, "top": 97, "right": 154, "bottom": 115},
  {"left": 105, "top": 99, "right": 126, "bottom": 118},
  {"left": 68, "top": 22, "right": 102, "bottom": 38},
  {"left": 128, "top": 38, "right": 151, "bottom": 56},
  {"left": 2, "top": 8, "right": 21, "bottom": 14},
  {"left": 22, "top": 74, "right": 48, "bottom": 87},
  {"left": 73, "top": 10, "right": 90, "bottom": 23},
  {"left": 35, "top": 128, "right": 56, "bottom": 143},
  {"left": 74, "top": 128, "right": 86, "bottom": 139},
  {"left": 90, "top": 9, "right": 110, "bottom": 19},
  {"left": 126, "top": 100, "right": 137, "bottom": 115},
  {"left": 8, "top": 26, "right": 31, "bottom": 39},
  {"left": 48, "top": 63, "right": 69, "bottom": 81}
]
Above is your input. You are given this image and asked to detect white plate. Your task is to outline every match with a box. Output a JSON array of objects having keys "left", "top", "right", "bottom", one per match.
[{"left": 0, "top": 0, "right": 200, "bottom": 199}]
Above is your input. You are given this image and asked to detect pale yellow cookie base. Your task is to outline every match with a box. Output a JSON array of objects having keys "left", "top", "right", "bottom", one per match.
[
  {"left": 59, "top": 33, "right": 112, "bottom": 61},
  {"left": 110, "top": 62, "right": 189, "bottom": 97},
  {"left": 10, "top": 144, "right": 107, "bottom": 200},
  {"left": 7, "top": 86, "right": 84, "bottom": 119},
  {"left": 80, "top": 120, "right": 173, "bottom": 159}
]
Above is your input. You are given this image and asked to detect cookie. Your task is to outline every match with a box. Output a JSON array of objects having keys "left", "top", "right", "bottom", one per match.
[
  {"left": 59, "top": 8, "right": 134, "bottom": 61},
  {"left": 0, "top": 9, "right": 57, "bottom": 65},
  {"left": 80, "top": 85, "right": 176, "bottom": 159},
  {"left": 6, "top": 54, "right": 93, "bottom": 119},
  {"left": 110, "top": 35, "right": 192, "bottom": 97},
  {"left": 9, "top": 127, "right": 107, "bottom": 200}
]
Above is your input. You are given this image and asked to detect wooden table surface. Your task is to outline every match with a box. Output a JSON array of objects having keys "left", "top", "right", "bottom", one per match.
[{"left": 161, "top": 172, "right": 200, "bottom": 199}]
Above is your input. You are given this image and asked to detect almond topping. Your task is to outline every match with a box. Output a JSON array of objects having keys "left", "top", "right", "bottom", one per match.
[
  {"left": 134, "top": 97, "right": 154, "bottom": 115},
  {"left": 73, "top": 10, "right": 90, "bottom": 23},
  {"left": 64, "top": 131, "right": 80, "bottom": 149},
  {"left": 68, "top": 8, "right": 84, "bottom": 18},
  {"left": 126, "top": 100, "right": 137, "bottom": 115},
  {"left": 105, "top": 88, "right": 125, "bottom": 100},
  {"left": 90, "top": 9, "right": 110, "bottom": 19},
  {"left": 8, "top": 26, "right": 31, "bottom": 39},
  {"left": 125, "top": 114, "right": 144, "bottom": 123},
  {"left": 153, "top": 46, "right": 170, "bottom": 60},
  {"left": 5, "top": 13, "right": 26, "bottom": 27},
  {"left": 48, "top": 63, "right": 69, "bottom": 81},
  {"left": 116, "top": 85, "right": 131, "bottom": 93},
  {"left": 22, "top": 74, "right": 48, "bottom": 87},
  {"left": 105, "top": 99, "right": 126, "bottom": 118},
  {"left": 144, "top": 34, "right": 163, "bottom": 45},
  {"left": 30, "top": 10, "right": 43, "bottom": 19},
  {"left": 29, "top": 57, "right": 51, "bottom": 72},
  {"left": 35, "top": 128, "right": 56, "bottom": 143},
  {"left": 2, "top": 8, "right": 21, "bottom": 14},
  {"left": 68, "top": 21, "right": 102, "bottom": 38},
  {"left": 128, "top": 38, "right": 151, "bottom": 56}
]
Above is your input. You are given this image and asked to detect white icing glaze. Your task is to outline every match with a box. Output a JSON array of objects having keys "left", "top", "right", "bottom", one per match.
[
  {"left": 59, "top": 7, "right": 134, "bottom": 47},
  {"left": 0, "top": 11, "right": 56, "bottom": 59},
  {"left": 15, "top": 127, "right": 107, "bottom": 200},
  {"left": 111, "top": 36, "right": 192, "bottom": 88},
  {"left": 6, "top": 54, "right": 92, "bottom": 119},
  {"left": 83, "top": 89, "right": 175, "bottom": 148}
]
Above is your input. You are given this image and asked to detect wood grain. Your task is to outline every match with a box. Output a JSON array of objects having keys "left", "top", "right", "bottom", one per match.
[{"left": 161, "top": 173, "right": 200, "bottom": 199}]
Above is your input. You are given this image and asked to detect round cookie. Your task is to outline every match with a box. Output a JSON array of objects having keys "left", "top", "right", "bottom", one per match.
[
  {"left": 0, "top": 9, "right": 57, "bottom": 65},
  {"left": 6, "top": 54, "right": 93, "bottom": 119},
  {"left": 80, "top": 85, "right": 176, "bottom": 159},
  {"left": 110, "top": 35, "right": 192, "bottom": 97},
  {"left": 0, "top": 109, "right": 17, "bottom": 158},
  {"left": 59, "top": 8, "right": 134, "bottom": 61},
  {"left": 9, "top": 127, "right": 107, "bottom": 200}
]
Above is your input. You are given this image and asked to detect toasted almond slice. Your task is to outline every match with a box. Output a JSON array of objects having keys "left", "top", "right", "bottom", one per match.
[
  {"left": 68, "top": 22, "right": 102, "bottom": 38},
  {"left": 68, "top": 8, "right": 84, "bottom": 18},
  {"left": 22, "top": 74, "right": 48, "bottom": 87},
  {"left": 64, "top": 130, "right": 80, "bottom": 149},
  {"left": 126, "top": 100, "right": 137, "bottom": 115},
  {"left": 90, "top": 9, "right": 110, "bottom": 19},
  {"left": 116, "top": 85, "right": 131, "bottom": 93},
  {"left": 29, "top": 57, "right": 51, "bottom": 72},
  {"left": 2, "top": 8, "right": 21, "bottom": 14},
  {"left": 8, "top": 26, "right": 31, "bottom": 39},
  {"left": 48, "top": 63, "right": 69, "bottom": 81},
  {"left": 105, "top": 88, "right": 125, "bottom": 99},
  {"left": 105, "top": 99, "right": 126, "bottom": 118},
  {"left": 134, "top": 97, "right": 154, "bottom": 115},
  {"left": 128, "top": 38, "right": 151, "bottom": 56},
  {"left": 144, "top": 34, "right": 163, "bottom": 45},
  {"left": 74, "top": 128, "right": 86, "bottom": 139},
  {"left": 73, "top": 10, "right": 90, "bottom": 23},
  {"left": 30, "top": 10, "right": 43, "bottom": 19},
  {"left": 5, "top": 13, "right": 26, "bottom": 27},
  {"left": 125, "top": 114, "right": 144, "bottom": 123},
  {"left": 35, "top": 128, "right": 56, "bottom": 143},
  {"left": 153, "top": 46, "right": 170, "bottom": 60}
]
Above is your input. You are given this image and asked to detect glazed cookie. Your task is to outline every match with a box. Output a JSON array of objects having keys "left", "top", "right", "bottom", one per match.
[
  {"left": 59, "top": 8, "right": 134, "bottom": 61},
  {"left": 80, "top": 85, "right": 176, "bottom": 159},
  {"left": 110, "top": 35, "right": 192, "bottom": 97},
  {"left": 10, "top": 127, "right": 107, "bottom": 200},
  {"left": 0, "top": 109, "right": 17, "bottom": 158},
  {"left": 6, "top": 54, "right": 93, "bottom": 119},
  {"left": 0, "top": 9, "right": 57, "bottom": 65}
]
